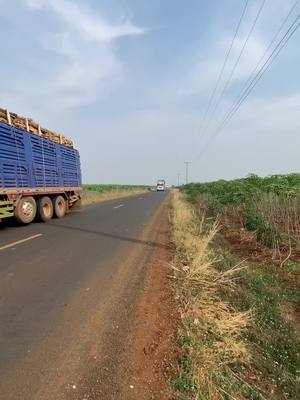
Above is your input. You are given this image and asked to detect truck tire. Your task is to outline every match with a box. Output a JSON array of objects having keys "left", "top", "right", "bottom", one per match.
[
  {"left": 15, "top": 196, "right": 37, "bottom": 224},
  {"left": 53, "top": 195, "right": 66, "bottom": 218},
  {"left": 37, "top": 196, "right": 53, "bottom": 222}
]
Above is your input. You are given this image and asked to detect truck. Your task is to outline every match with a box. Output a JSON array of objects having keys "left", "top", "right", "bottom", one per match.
[
  {"left": 0, "top": 108, "right": 82, "bottom": 224},
  {"left": 156, "top": 179, "right": 166, "bottom": 191}
]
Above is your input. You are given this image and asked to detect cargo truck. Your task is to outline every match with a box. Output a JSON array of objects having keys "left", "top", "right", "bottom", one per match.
[
  {"left": 0, "top": 108, "right": 82, "bottom": 224},
  {"left": 156, "top": 179, "right": 165, "bottom": 191}
]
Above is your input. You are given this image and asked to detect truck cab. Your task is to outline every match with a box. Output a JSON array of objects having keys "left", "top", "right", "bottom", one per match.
[{"left": 156, "top": 180, "right": 165, "bottom": 191}]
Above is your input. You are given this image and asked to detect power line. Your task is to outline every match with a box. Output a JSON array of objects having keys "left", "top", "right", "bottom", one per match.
[
  {"left": 233, "top": 0, "right": 299, "bottom": 111},
  {"left": 220, "top": 13, "right": 300, "bottom": 132},
  {"left": 207, "top": 0, "right": 267, "bottom": 124},
  {"left": 200, "top": 0, "right": 267, "bottom": 145},
  {"left": 198, "top": 12, "right": 300, "bottom": 156},
  {"left": 202, "top": 0, "right": 250, "bottom": 123}
]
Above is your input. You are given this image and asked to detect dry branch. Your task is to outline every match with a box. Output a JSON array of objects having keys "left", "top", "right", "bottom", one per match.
[{"left": 0, "top": 108, "right": 74, "bottom": 148}]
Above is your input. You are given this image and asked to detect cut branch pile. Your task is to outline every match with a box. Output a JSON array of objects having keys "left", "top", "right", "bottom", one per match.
[{"left": 0, "top": 108, "right": 74, "bottom": 148}]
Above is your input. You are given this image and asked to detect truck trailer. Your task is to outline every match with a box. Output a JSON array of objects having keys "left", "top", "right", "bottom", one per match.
[{"left": 0, "top": 108, "right": 82, "bottom": 224}]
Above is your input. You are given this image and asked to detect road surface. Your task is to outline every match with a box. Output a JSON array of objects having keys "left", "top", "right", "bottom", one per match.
[{"left": 0, "top": 191, "right": 168, "bottom": 400}]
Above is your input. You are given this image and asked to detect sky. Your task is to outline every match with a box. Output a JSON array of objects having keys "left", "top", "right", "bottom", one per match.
[{"left": 0, "top": 0, "right": 299, "bottom": 185}]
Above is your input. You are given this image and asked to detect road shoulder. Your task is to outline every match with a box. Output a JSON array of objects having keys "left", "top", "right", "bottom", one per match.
[{"left": 115, "top": 195, "right": 180, "bottom": 400}]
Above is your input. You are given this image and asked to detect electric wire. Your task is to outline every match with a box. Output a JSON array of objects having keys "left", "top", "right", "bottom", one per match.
[
  {"left": 220, "top": 13, "right": 300, "bottom": 132},
  {"left": 198, "top": 13, "right": 300, "bottom": 157},
  {"left": 202, "top": 0, "right": 250, "bottom": 122},
  {"left": 208, "top": 0, "right": 267, "bottom": 123},
  {"left": 227, "top": 0, "right": 299, "bottom": 124}
]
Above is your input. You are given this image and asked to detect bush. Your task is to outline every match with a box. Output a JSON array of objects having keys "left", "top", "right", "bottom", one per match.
[{"left": 242, "top": 208, "right": 281, "bottom": 247}]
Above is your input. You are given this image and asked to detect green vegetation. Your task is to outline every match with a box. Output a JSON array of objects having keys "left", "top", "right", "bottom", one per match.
[
  {"left": 172, "top": 191, "right": 251, "bottom": 400},
  {"left": 81, "top": 184, "right": 150, "bottom": 205},
  {"left": 83, "top": 184, "right": 148, "bottom": 193},
  {"left": 183, "top": 173, "right": 300, "bottom": 203},
  {"left": 182, "top": 173, "right": 300, "bottom": 252},
  {"left": 214, "top": 244, "right": 300, "bottom": 399},
  {"left": 172, "top": 175, "right": 300, "bottom": 399}
]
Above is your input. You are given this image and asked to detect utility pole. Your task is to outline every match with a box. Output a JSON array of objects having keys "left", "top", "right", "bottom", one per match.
[
  {"left": 184, "top": 162, "right": 191, "bottom": 185},
  {"left": 177, "top": 173, "right": 180, "bottom": 187}
]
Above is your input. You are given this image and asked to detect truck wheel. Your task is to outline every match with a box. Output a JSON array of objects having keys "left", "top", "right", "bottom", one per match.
[
  {"left": 53, "top": 195, "right": 66, "bottom": 218},
  {"left": 15, "top": 196, "right": 37, "bottom": 224},
  {"left": 37, "top": 196, "right": 53, "bottom": 222}
]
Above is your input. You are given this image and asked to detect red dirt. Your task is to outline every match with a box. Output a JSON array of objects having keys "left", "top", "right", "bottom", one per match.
[
  {"left": 116, "top": 200, "right": 180, "bottom": 400},
  {"left": 222, "top": 223, "right": 276, "bottom": 264},
  {"left": 221, "top": 216, "right": 300, "bottom": 267}
]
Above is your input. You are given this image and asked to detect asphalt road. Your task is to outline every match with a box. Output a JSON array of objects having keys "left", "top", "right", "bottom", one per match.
[{"left": 0, "top": 191, "right": 168, "bottom": 400}]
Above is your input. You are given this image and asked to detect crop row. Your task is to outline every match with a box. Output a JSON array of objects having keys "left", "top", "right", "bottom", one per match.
[
  {"left": 83, "top": 184, "right": 148, "bottom": 193},
  {"left": 181, "top": 173, "right": 300, "bottom": 255}
]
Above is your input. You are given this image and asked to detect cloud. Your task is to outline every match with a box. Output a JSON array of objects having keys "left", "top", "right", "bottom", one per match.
[
  {"left": 142, "top": 0, "right": 296, "bottom": 112},
  {"left": 25, "top": 0, "right": 143, "bottom": 41},
  {"left": 37, "top": 31, "right": 122, "bottom": 108},
  {"left": 192, "top": 93, "right": 300, "bottom": 181},
  {"left": 0, "top": 0, "right": 144, "bottom": 111},
  {"left": 142, "top": 31, "right": 266, "bottom": 113},
  {"left": 229, "top": 94, "right": 300, "bottom": 134}
]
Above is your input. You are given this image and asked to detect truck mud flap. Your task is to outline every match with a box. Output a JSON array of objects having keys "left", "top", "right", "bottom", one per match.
[{"left": 70, "top": 198, "right": 82, "bottom": 212}]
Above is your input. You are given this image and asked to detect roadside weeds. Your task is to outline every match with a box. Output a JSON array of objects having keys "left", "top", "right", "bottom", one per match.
[
  {"left": 81, "top": 189, "right": 148, "bottom": 206},
  {"left": 171, "top": 190, "right": 300, "bottom": 399},
  {"left": 171, "top": 190, "right": 251, "bottom": 399}
]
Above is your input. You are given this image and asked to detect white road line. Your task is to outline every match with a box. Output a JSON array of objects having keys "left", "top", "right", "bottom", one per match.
[
  {"left": 113, "top": 204, "right": 124, "bottom": 209},
  {"left": 0, "top": 234, "right": 43, "bottom": 251},
  {"left": 138, "top": 197, "right": 143, "bottom": 200}
]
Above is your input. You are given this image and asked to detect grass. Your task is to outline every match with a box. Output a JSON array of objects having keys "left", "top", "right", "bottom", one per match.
[
  {"left": 81, "top": 184, "right": 150, "bottom": 205},
  {"left": 217, "top": 245, "right": 300, "bottom": 399},
  {"left": 83, "top": 184, "right": 149, "bottom": 193},
  {"left": 171, "top": 190, "right": 300, "bottom": 400},
  {"left": 171, "top": 190, "right": 251, "bottom": 399}
]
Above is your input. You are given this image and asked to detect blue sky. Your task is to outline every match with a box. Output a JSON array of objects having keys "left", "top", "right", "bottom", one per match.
[{"left": 0, "top": 0, "right": 299, "bottom": 185}]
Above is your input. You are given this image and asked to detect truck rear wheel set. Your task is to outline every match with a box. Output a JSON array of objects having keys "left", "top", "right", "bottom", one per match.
[{"left": 14, "top": 195, "right": 67, "bottom": 224}]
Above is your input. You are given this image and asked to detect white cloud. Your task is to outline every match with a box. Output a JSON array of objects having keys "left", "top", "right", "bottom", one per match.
[
  {"left": 25, "top": 0, "right": 143, "bottom": 41},
  {"left": 192, "top": 93, "right": 300, "bottom": 182},
  {"left": 143, "top": 0, "right": 295, "bottom": 111},
  {"left": 38, "top": 31, "right": 122, "bottom": 108},
  {"left": 143, "top": 31, "right": 266, "bottom": 111},
  {"left": 1, "top": 0, "right": 143, "bottom": 111},
  {"left": 229, "top": 94, "right": 300, "bottom": 134}
]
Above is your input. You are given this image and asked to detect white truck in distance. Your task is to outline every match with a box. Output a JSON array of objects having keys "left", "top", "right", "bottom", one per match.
[{"left": 156, "top": 180, "right": 166, "bottom": 191}]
